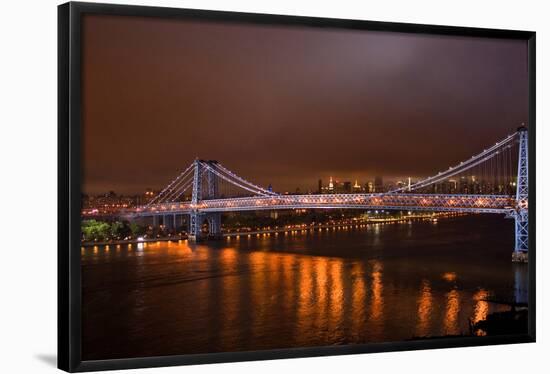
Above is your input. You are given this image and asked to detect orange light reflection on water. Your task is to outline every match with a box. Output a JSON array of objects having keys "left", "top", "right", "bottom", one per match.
[
  {"left": 328, "top": 259, "right": 344, "bottom": 338},
  {"left": 442, "top": 272, "right": 457, "bottom": 282},
  {"left": 296, "top": 257, "right": 314, "bottom": 344},
  {"left": 369, "top": 261, "right": 384, "bottom": 323},
  {"left": 351, "top": 263, "right": 367, "bottom": 337},
  {"left": 82, "top": 238, "right": 510, "bottom": 350},
  {"left": 219, "top": 247, "right": 239, "bottom": 350},
  {"left": 416, "top": 279, "right": 432, "bottom": 337},
  {"left": 444, "top": 289, "right": 461, "bottom": 335},
  {"left": 472, "top": 289, "right": 489, "bottom": 336}
]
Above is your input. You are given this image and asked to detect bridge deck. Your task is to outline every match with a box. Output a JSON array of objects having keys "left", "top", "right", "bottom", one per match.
[{"left": 131, "top": 193, "right": 516, "bottom": 216}]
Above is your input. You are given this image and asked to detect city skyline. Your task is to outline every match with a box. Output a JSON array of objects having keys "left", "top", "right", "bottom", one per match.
[
  {"left": 81, "top": 14, "right": 527, "bottom": 195},
  {"left": 82, "top": 167, "right": 520, "bottom": 197},
  {"left": 82, "top": 172, "right": 516, "bottom": 210}
]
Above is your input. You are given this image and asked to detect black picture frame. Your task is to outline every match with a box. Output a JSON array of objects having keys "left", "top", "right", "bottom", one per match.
[{"left": 58, "top": 2, "right": 536, "bottom": 372}]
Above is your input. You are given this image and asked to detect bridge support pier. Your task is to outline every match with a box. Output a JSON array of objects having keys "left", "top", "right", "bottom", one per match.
[
  {"left": 188, "top": 212, "right": 222, "bottom": 242},
  {"left": 512, "top": 211, "right": 528, "bottom": 263},
  {"left": 514, "top": 264, "right": 528, "bottom": 304},
  {"left": 188, "top": 211, "right": 204, "bottom": 242}
]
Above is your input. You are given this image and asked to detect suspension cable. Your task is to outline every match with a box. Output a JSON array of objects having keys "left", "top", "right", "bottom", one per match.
[
  {"left": 390, "top": 132, "right": 517, "bottom": 193},
  {"left": 160, "top": 175, "right": 195, "bottom": 203},
  {"left": 145, "top": 163, "right": 194, "bottom": 207},
  {"left": 200, "top": 162, "right": 275, "bottom": 196},
  {"left": 214, "top": 162, "right": 278, "bottom": 196}
]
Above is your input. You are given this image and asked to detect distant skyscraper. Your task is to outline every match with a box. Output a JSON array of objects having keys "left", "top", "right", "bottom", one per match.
[
  {"left": 449, "top": 179, "right": 457, "bottom": 193},
  {"left": 374, "top": 176, "right": 383, "bottom": 192},
  {"left": 366, "top": 181, "right": 374, "bottom": 193},
  {"left": 318, "top": 179, "right": 322, "bottom": 194},
  {"left": 343, "top": 181, "right": 352, "bottom": 193},
  {"left": 328, "top": 176, "right": 334, "bottom": 193}
]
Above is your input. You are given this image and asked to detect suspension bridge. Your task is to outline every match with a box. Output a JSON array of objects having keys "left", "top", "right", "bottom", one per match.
[{"left": 126, "top": 127, "right": 529, "bottom": 262}]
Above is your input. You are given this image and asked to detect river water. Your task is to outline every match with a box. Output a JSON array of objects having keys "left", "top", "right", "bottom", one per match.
[{"left": 81, "top": 214, "right": 528, "bottom": 360}]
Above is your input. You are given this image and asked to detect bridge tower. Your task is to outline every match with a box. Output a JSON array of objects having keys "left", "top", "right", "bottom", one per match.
[
  {"left": 189, "top": 159, "right": 222, "bottom": 242},
  {"left": 512, "top": 126, "right": 528, "bottom": 262},
  {"left": 205, "top": 161, "right": 222, "bottom": 239},
  {"left": 189, "top": 159, "right": 203, "bottom": 241}
]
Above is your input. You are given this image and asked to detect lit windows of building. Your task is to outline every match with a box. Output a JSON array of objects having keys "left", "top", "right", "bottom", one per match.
[{"left": 353, "top": 180, "right": 362, "bottom": 193}]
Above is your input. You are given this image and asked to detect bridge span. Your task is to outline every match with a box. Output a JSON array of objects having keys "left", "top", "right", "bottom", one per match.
[
  {"left": 119, "top": 127, "right": 528, "bottom": 262},
  {"left": 134, "top": 193, "right": 516, "bottom": 215}
]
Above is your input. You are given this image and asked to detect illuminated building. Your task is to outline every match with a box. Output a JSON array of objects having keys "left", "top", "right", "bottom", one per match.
[
  {"left": 366, "top": 181, "right": 374, "bottom": 193},
  {"left": 353, "top": 180, "right": 362, "bottom": 192}
]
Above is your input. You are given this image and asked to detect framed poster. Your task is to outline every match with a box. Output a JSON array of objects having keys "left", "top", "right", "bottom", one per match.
[{"left": 58, "top": 2, "right": 535, "bottom": 372}]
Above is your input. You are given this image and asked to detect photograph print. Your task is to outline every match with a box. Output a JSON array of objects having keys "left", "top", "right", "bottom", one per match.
[{"left": 76, "top": 8, "right": 532, "bottom": 362}]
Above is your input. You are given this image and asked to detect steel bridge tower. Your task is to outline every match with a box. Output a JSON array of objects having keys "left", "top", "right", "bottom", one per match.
[
  {"left": 189, "top": 159, "right": 222, "bottom": 242},
  {"left": 512, "top": 126, "right": 528, "bottom": 262},
  {"left": 205, "top": 161, "right": 222, "bottom": 239},
  {"left": 189, "top": 159, "right": 202, "bottom": 241}
]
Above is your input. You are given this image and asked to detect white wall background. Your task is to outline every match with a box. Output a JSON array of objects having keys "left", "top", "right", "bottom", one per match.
[{"left": 0, "top": 0, "right": 547, "bottom": 372}]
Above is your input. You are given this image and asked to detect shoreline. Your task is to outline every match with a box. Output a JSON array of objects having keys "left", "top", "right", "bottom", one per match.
[{"left": 81, "top": 212, "right": 461, "bottom": 248}]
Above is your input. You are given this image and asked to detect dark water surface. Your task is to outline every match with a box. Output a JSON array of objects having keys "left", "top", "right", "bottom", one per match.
[{"left": 81, "top": 215, "right": 528, "bottom": 360}]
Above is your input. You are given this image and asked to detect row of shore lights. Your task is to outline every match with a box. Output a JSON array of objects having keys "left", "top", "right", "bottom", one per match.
[
  {"left": 224, "top": 216, "right": 443, "bottom": 240},
  {"left": 83, "top": 213, "right": 462, "bottom": 252}
]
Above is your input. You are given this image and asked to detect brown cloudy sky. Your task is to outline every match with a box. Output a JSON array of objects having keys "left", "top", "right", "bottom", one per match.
[{"left": 81, "top": 14, "right": 528, "bottom": 194}]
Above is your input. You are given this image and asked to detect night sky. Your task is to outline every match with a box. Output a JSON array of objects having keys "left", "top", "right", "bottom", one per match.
[{"left": 81, "top": 14, "right": 528, "bottom": 195}]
